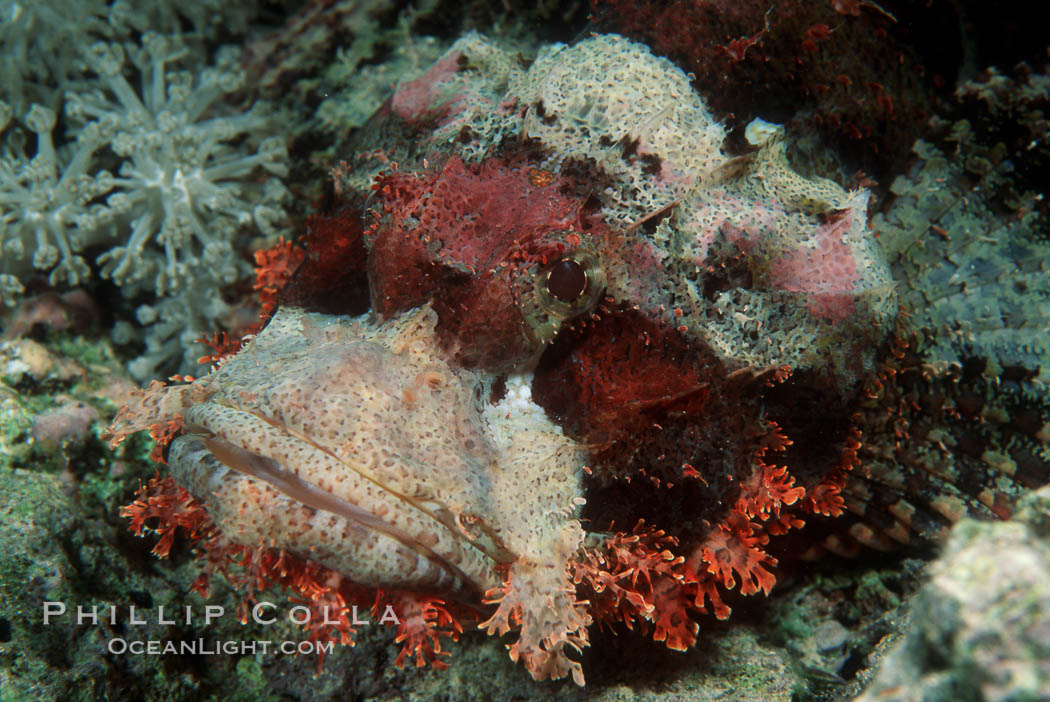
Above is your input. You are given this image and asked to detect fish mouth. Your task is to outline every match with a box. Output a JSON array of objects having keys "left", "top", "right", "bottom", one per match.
[{"left": 169, "top": 403, "right": 509, "bottom": 596}]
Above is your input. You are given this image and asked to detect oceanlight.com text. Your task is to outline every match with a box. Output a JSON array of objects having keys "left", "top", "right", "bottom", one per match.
[{"left": 106, "top": 638, "right": 335, "bottom": 657}]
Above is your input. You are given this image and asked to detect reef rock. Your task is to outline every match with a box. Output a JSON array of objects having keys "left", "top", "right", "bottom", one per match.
[{"left": 855, "top": 485, "right": 1050, "bottom": 702}]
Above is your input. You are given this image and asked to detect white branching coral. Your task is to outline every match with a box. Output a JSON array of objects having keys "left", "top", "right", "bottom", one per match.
[
  {"left": 1, "top": 0, "right": 264, "bottom": 124},
  {"left": 1, "top": 29, "right": 289, "bottom": 378},
  {"left": 0, "top": 102, "right": 111, "bottom": 302},
  {"left": 66, "top": 34, "right": 289, "bottom": 297},
  {"left": 113, "top": 287, "right": 237, "bottom": 382},
  {"left": 0, "top": 0, "right": 112, "bottom": 114}
]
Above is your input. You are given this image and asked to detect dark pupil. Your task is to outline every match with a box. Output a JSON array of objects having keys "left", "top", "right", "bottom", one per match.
[{"left": 547, "top": 258, "right": 587, "bottom": 302}]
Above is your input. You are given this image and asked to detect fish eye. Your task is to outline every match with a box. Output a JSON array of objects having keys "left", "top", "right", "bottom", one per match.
[
  {"left": 533, "top": 243, "right": 605, "bottom": 321},
  {"left": 518, "top": 235, "right": 609, "bottom": 344},
  {"left": 546, "top": 257, "right": 588, "bottom": 302},
  {"left": 520, "top": 236, "right": 606, "bottom": 345}
]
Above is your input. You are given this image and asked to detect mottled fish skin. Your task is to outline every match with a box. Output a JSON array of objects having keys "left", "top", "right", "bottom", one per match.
[{"left": 168, "top": 305, "right": 584, "bottom": 599}]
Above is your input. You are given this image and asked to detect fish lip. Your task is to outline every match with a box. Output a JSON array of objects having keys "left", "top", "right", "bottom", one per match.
[{"left": 183, "top": 416, "right": 511, "bottom": 592}]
